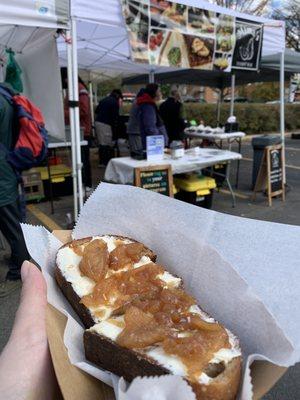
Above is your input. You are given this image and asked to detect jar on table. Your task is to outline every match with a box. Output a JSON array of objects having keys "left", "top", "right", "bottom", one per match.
[{"left": 170, "top": 141, "right": 184, "bottom": 159}]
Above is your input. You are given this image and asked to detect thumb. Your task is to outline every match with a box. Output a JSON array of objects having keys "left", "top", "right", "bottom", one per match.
[{"left": 10, "top": 261, "right": 48, "bottom": 342}]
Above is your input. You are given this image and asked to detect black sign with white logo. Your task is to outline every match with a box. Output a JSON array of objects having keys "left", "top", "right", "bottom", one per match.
[
  {"left": 270, "top": 148, "right": 283, "bottom": 193},
  {"left": 232, "top": 18, "right": 263, "bottom": 71}
]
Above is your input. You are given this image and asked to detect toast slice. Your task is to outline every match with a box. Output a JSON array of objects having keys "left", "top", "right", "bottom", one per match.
[
  {"left": 55, "top": 235, "right": 159, "bottom": 328},
  {"left": 84, "top": 327, "right": 241, "bottom": 400},
  {"left": 55, "top": 235, "right": 242, "bottom": 400}
]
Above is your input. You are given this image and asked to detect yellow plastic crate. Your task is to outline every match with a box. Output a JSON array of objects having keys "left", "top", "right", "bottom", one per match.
[
  {"left": 30, "top": 165, "right": 72, "bottom": 181},
  {"left": 174, "top": 174, "right": 216, "bottom": 193}
]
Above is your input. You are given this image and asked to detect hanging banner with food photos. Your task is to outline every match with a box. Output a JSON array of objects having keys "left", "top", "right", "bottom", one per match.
[
  {"left": 121, "top": 0, "right": 263, "bottom": 72},
  {"left": 232, "top": 19, "right": 263, "bottom": 71}
]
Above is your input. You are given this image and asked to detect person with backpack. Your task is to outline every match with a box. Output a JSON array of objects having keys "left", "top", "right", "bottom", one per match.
[
  {"left": 0, "top": 83, "right": 30, "bottom": 294},
  {"left": 0, "top": 81, "right": 47, "bottom": 295}
]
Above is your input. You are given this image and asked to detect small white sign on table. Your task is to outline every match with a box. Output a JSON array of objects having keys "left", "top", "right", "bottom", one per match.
[{"left": 146, "top": 135, "right": 164, "bottom": 161}]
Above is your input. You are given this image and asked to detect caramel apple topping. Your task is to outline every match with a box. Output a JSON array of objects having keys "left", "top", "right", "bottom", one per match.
[
  {"left": 114, "top": 288, "right": 229, "bottom": 382},
  {"left": 109, "top": 243, "right": 151, "bottom": 271},
  {"left": 81, "top": 263, "right": 164, "bottom": 309},
  {"left": 117, "top": 306, "right": 168, "bottom": 349},
  {"left": 79, "top": 239, "right": 109, "bottom": 282}
]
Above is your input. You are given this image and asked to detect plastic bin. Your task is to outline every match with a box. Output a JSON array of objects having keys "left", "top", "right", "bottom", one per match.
[
  {"left": 22, "top": 171, "right": 44, "bottom": 202},
  {"left": 174, "top": 174, "right": 216, "bottom": 209},
  {"left": 33, "top": 165, "right": 73, "bottom": 197},
  {"left": 251, "top": 135, "right": 281, "bottom": 188}
]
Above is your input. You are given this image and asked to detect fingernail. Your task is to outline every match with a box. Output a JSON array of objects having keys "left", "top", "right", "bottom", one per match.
[{"left": 21, "top": 261, "right": 32, "bottom": 281}]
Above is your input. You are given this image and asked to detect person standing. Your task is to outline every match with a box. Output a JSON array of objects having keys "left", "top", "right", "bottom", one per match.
[
  {"left": 159, "top": 89, "right": 185, "bottom": 144},
  {"left": 0, "top": 83, "right": 30, "bottom": 295},
  {"left": 95, "top": 89, "right": 123, "bottom": 166},
  {"left": 137, "top": 83, "right": 168, "bottom": 152}
]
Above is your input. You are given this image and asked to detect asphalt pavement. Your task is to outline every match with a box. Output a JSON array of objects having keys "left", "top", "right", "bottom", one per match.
[{"left": 0, "top": 133, "right": 300, "bottom": 399}]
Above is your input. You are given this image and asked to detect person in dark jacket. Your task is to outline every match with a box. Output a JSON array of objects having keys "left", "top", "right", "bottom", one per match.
[
  {"left": 95, "top": 89, "right": 123, "bottom": 165},
  {"left": 0, "top": 83, "right": 30, "bottom": 295},
  {"left": 159, "top": 89, "right": 185, "bottom": 143},
  {"left": 136, "top": 83, "right": 168, "bottom": 152}
]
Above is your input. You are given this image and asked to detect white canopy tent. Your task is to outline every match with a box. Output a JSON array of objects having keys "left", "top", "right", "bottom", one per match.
[
  {"left": 0, "top": 25, "right": 65, "bottom": 138},
  {"left": 64, "top": 0, "right": 286, "bottom": 190},
  {"left": 0, "top": 0, "right": 286, "bottom": 219},
  {"left": 0, "top": 0, "right": 84, "bottom": 218}
]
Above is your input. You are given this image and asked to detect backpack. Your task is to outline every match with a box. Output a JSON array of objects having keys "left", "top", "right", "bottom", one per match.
[{"left": 0, "top": 84, "right": 48, "bottom": 171}]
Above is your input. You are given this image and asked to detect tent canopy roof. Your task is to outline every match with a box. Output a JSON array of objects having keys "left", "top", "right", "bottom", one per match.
[
  {"left": 0, "top": 0, "right": 69, "bottom": 29},
  {"left": 122, "top": 50, "right": 299, "bottom": 88},
  {"left": 261, "top": 49, "right": 300, "bottom": 73},
  {"left": 70, "top": 0, "right": 285, "bottom": 57},
  {"left": 58, "top": 0, "right": 285, "bottom": 81}
]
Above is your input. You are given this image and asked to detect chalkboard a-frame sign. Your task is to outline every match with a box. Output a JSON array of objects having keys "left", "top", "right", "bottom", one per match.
[
  {"left": 252, "top": 144, "right": 285, "bottom": 206},
  {"left": 134, "top": 165, "right": 173, "bottom": 197}
]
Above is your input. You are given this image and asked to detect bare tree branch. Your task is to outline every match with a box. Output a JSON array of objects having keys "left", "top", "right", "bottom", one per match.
[
  {"left": 209, "top": 0, "right": 269, "bottom": 15},
  {"left": 272, "top": 0, "right": 300, "bottom": 51}
]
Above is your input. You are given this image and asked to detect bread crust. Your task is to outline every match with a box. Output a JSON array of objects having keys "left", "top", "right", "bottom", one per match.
[
  {"left": 55, "top": 235, "right": 157, "bottom": 328},
  {"left": 84, "top": 330, "right": 241, "bottom": 400},
  {"left": 55, "top": 266, "right": 95, "bottom": 328}
]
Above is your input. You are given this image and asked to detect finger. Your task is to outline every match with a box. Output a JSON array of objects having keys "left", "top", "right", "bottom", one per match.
[{"left": 10, "top": 261, "right": 48, "bottom": 344}]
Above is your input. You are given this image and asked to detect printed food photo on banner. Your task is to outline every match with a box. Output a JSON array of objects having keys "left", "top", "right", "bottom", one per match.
[
  {"left": 213, "top": 52, "right": 232, "bottom": 72},
  {"left": 150, "top": 0, "right": 188, "bottom": 29},
  {"left": 122, "top": 0, "right": 149, "bottom": 63},
  {"left": 215, "top": 13, "right": 235, "bottom": 53},
  {"left": 184, "top": 35, "right": 214, "bottom": 69},
  {"left": 149, "top": 29, "right": 167, "bottom": 64},
  {"left": 187, "top": 8, "right": 216, "bottom": 35},
  {"left": 232, "top": 19, "right": 263, "bottom": 70},
  {"left": 156, "top": 31, "right": 189, "bottom": 68}
]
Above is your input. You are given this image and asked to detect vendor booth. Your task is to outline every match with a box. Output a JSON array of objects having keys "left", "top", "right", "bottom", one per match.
[
  {"left": 55, "top": 0, "right": 285, "bottom": 212},
  {"left": 1, "top": 0, "right": 286, "bottom": 219}
]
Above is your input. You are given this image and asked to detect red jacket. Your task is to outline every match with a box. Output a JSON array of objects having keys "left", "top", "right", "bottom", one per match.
[{"left": 64, "top": 82, "right": 92, "bottom": 138}]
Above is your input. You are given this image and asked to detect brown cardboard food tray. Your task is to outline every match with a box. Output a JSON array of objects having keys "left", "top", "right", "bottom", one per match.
[{"left": 46, "top": 230, "right": 287, "bottom": 400}]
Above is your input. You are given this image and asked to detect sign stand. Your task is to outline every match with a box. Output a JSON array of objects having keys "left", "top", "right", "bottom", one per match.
[
  {"left": 135, "top": 165, "right": 173, "bottom": 197},
  {"left": 252, "top": 144, "right": 285, "bottom": 206}
]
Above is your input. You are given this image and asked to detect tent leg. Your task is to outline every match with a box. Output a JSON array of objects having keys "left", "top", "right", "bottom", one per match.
[
  {"left": 280, "top": 51, "right": 286, "bottom": 184},
  {"left": 230, "top": 73, "right": 235, "bottom": 117},
  {"left": 94, "top": 83, "right": 98, "bottom": 107},
  {"left": 216, "top": 89, "right": 222, "bottom": 126},
  {"left": 71, "top": 18, "right": 84, "bottom": 211},
  {"left": 149, "top": 70, "right": 155, "bottom": 83},
  {"left": 89, "top": 79, "right": 95, "bottom": 127},
  {"left": 66, "top": 29, "right": 78, "bottom": 221}
]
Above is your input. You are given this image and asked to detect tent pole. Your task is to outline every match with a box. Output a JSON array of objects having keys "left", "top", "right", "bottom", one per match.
[
  {"left": 149, "top": 70, "right": 155, "bottom": 83},
  {"left": 71, "top": 17, "right": 84, "bottom": 210},
  {"left": 230, "top": 73, "right": 235, "bottom": 116},
  {"left": 216, "top": 89, "right": 222, "bottom": 126},
  {"left": 94, "top": 83, "right": 98, "bottom": 107},
  {"left": 88, "top": 79, "right": 95, "bottom": 127},
  {"left": 66, "top": 29, "right": 78, "bottom": 221},
  {"left": 280, "top": 50, "right": 286, "bottom": 184}
]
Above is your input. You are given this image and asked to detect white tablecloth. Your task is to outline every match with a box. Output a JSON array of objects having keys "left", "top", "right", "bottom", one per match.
[
  {"left": 48, "top": 140, "right": 88, "bottom": 149},
  {"left": 104, "top": 148, "right": 242, "bottom": 184},
  {"left": 184, "top": 130, "right": 245, "bottom": 140}
]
